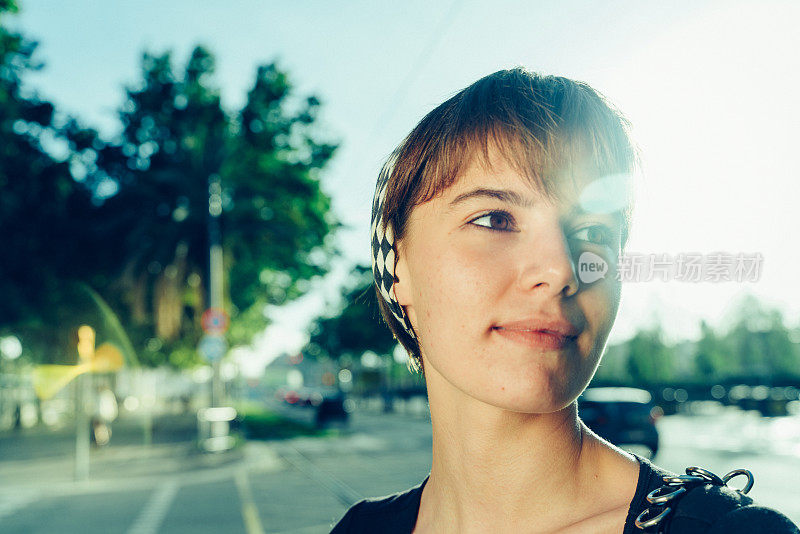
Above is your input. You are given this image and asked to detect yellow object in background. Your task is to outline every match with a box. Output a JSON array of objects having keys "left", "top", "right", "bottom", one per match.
[
  {"left": 77, "top": 325, "right": 96, "bottom": 361},
  {"left": 92, "top": 343, "right": 124, "bottom": 373},
  {"left": 32, "top": 364, "right": 85, "bottom": 400},
  {"left": 32, "top": 342, "right": 125, "bottom": 400}
]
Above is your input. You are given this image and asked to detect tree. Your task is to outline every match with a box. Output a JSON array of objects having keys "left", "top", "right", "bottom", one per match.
[
  {"left": 304, "top": 265, "right": 397, "bottom": 364},
  {"left": 625, "top": 325, "right": 675, "bottom": 386},
  {"left": 693, "top": 320, "right": 727, "bottom": 382},
  {"left": 0, "top": 7, "right": 341, "bottom": 369},
  {"left": 64, "top": 47, "right": 340, "bottom": 367},
  {"left": 722, "top": 295, "right": 800, "bottom": 381},
  {"left": 0, "top": 0, "right": 107, "bottom": 363}
]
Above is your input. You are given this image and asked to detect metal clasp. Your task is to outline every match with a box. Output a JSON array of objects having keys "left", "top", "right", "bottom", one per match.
[
  {"left": 634, "top": 465, "right": 756, "bottom": 531},
  {"left": 722, "top": 469, "right": 754, "bottom": 494},
  {"left": 646, "top": 484, "right": 687, "bottom": 505},
  {"left": 635, "top": 505, "right": 673, "bottom": 529},
  {"left": 684, "top": 466, "right": 725, "bottom": 486}
]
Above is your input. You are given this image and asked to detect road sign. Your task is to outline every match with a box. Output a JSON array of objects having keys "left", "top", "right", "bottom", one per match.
[
  {"left": 201, "top": 307, "right": 229, "bottom": 334},
  {"left": 198, "top": 334, "right": 228, "bottom": 362}
]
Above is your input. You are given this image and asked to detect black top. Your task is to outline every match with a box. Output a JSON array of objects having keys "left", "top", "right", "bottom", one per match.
[{"left": 329, "top": 452, "right": 799, "bottom": 533}]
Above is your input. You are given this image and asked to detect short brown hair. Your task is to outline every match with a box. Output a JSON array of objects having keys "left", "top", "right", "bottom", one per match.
[{"left": 374, "top": 67, "right": 639, "bottom": 374}]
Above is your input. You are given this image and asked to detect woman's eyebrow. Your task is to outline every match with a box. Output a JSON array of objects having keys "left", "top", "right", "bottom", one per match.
[{"left": 447, "top": 188, "right": 536, "bottom": 211}]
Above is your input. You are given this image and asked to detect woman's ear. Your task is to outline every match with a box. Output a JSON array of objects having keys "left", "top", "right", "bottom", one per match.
[{"left": 392, "top": 240, "right": 413, "bottom": 307}]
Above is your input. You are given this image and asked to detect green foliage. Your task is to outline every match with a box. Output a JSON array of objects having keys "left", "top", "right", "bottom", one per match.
[
  {"left": 693, "top": 320, "right": 727, "bottom": 381},
  {"left": 598, "top": 294, "right": 800, "bottom": 387},
  {"left": 60, "top": 46, "right": 341, "bottom": 367},
  {"left": 592, "top": 342, "right": 629, "bottom": 383},
  {"left": 722, "top": 295, "right": 799, "bottom": 381},
  {"left": 0, "top": 12, "right": 340, "bottom": 368},
  {"left": 0, "top": 0, "right": 17, "bottom": 16},
  {"left": 0, "top": 11, "right": 107, "bottom": 363},
  {"left": 305, "top": 265, "right": 396, "bottom": 363},
  {"left": 234, "top": 403, "right": 328, "bottom": 439},
  {"left": 625, "top": 325, "right": 675, "bottom": 384}
]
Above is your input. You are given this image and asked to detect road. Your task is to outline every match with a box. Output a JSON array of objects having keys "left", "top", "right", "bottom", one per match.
[{"left": 1, "top": 404, "right": 799, "bottom": 533}]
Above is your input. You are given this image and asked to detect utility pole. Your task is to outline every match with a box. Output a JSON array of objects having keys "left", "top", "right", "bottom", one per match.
[
  {"left": 207, "top": 174, "right": 225, "bottom": 408},
  {"left": 197, "top": 175, "right": 234, "bottom": 452}
]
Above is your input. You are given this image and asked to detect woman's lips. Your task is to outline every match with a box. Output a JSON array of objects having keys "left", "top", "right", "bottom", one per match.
[{"left": 491, "top": 327, "right": 575, "bottom": 350}]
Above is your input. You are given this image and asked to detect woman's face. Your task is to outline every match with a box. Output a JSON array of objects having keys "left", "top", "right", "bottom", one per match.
[{"left": 393, "top": 150, "right": 625, "bottom": 413}]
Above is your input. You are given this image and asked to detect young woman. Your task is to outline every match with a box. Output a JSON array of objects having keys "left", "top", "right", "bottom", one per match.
[{"left": 331, "top": 68, "right": 798, "bottom": 533}]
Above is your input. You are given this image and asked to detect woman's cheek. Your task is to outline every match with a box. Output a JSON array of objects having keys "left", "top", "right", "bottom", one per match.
[
  {"left": 422, "top": 244, "right": 502, "bottom": 326},
  {"left": 577, "top": 266, "right": 621, "bottom": 349},
  {"left": 430, "top": 249, "right": 491, "bottom": 308},
  {"left": 458, "top": 237, "right": 516, "bottom": 278}
]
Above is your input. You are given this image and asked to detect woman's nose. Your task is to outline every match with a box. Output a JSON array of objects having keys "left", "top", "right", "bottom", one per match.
[{"left": 516, "top": 216, "right": 580, "bottom": 298}]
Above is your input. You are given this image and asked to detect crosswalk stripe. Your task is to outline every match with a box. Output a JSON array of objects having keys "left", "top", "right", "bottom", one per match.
[{"left": 127, "top": 479, "right": 179, "bottom": 534}]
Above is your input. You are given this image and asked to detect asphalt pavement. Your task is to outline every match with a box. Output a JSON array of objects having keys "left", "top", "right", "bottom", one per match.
[{"left": 0, "top": 407, "right": 433, "bottom": 534}]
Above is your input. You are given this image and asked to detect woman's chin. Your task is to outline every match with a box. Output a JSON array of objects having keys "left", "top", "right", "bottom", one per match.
[
  {"left": 464, "top": 377, "right": 579, "bottom": 415},
  {"left": 487, "top": 396, "right": 575, "bottom": 415}
]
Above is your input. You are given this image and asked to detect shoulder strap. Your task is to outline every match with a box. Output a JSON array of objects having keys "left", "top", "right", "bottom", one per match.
[
  {"left": 634, "top": 466, "right": 755, "bottom": 533},
  {"left": 666, "top": 479, "right": 755, "bottom": 532}
]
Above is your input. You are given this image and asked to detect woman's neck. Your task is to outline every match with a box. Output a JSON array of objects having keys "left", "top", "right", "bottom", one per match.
[{"left": 414, "top": 369, "right": 622, "bottom": 533}]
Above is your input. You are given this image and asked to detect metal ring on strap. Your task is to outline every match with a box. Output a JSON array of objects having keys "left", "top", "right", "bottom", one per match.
[
  {"left": 661, "top": 474, "right": 707, "bottom": 486},
  {"left": 635, "top": 465, "right": 756, "bottom": 532},
  {"left": 684, "top": 466, "right": 725, "bottom": 486},
  {"left": 646, "top": 485, "right": 687, "bottom": 505},
  {"left": 722, "top": 469, "right": 754, "bottom": 494},
  {"left": 635, "top": 505, "right": 673, "bottom": 529}
]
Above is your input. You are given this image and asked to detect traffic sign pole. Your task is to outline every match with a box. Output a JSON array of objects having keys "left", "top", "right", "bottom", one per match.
[{"left": 197, "top": 175, "right": 236, "bottom": 453}]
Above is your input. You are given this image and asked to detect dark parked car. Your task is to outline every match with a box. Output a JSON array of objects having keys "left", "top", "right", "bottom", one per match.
[
  {"left": 577, "top": 387, "right": 662, "bottom": 458},
  {"left": 314, "top": 394, "right": 349, "bottom": 428},
  {"left": 275, "top": 386, "right": 350, "bottom": 428}
]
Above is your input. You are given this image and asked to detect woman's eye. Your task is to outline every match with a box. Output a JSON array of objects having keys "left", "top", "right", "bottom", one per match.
[
  {"left": 469, "top": 211, "right": 515, "bottom": 232},
  {"left": 570, "top": 225, "right": 614, "bottom": 246}
]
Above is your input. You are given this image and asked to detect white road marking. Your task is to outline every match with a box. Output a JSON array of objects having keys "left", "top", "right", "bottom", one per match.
[
  {"left": 0, "top": 490, "right": 38, "bottom": 521},
  {"left": 234, "top": 469, "right": 265, "bottom": 534},
  {"left": 126, "top": 479, "right": 179, "bottom": 534}
]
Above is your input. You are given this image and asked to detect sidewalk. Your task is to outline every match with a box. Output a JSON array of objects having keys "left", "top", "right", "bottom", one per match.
[{"left": 0, "top": 412, "right": 260, "bottom": 490}]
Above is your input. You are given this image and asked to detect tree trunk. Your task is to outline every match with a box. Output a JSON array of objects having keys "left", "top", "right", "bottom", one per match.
[{"left": 154, "top": 243, "right": 188, "bottom": 341}]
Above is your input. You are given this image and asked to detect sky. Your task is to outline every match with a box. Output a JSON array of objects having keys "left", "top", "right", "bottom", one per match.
[{"left": 8, "top": 0, "right": 800, "bottom": 373}]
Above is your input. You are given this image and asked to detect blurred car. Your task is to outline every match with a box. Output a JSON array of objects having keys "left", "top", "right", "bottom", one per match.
[
  {"left": 275, "top": 386, "right": 349, "bottom": 428},
  {"left": 314, "top": 393, "right": 349, "bottom": 428},
  {"left": 577, "top": 387, "right": 662, "bottom": 458}
]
